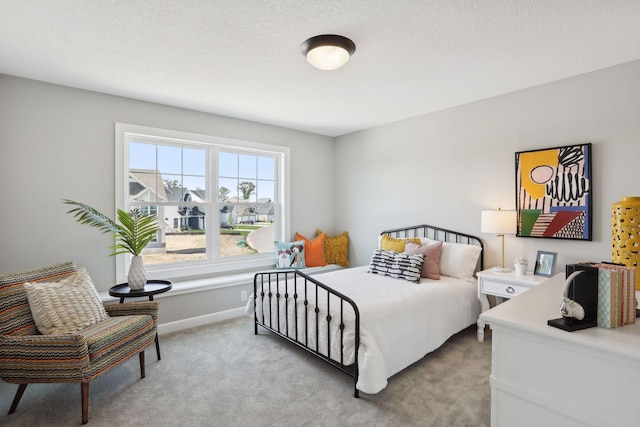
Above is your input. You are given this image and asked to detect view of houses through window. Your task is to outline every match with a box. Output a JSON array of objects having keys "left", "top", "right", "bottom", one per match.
[{"left": 125, "top": 136, "right": 281, "bottom": 270}]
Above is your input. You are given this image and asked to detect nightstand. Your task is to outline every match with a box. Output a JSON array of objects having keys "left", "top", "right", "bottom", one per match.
[
  {"left": 109, "top": 280, "right": 172, "bottom": 360},
  {"left": 476, "top": 268, "right": 548, "bottom": 341}
]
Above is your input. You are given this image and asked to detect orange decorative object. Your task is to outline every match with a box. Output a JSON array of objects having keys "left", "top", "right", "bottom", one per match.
[{"left": 612, "top": 196, "right": 640, "bottom": 290}]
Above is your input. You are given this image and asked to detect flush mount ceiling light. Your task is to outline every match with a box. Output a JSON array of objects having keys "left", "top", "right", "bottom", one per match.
[{"left": 300, "top": 34, "right": 356, "bottom": 71}]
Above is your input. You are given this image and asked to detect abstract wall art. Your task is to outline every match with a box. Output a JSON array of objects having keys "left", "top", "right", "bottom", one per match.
[{"left": 515, "top": 143, "right": 592, "bottom": 240}]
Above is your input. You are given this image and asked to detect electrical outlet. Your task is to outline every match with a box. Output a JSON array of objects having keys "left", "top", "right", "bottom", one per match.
[{"left": 240, "top": 290, "right": 247, "bottom": 302}]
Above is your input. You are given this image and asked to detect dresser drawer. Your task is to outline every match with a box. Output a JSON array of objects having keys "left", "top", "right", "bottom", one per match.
[{"left": 480, "top": 278, "right": 531, "bottom": 298}]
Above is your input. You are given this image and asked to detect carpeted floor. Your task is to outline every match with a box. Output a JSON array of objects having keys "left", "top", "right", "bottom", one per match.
[{"left": 0, "top": 316, "right": 492, "bottom": 426}]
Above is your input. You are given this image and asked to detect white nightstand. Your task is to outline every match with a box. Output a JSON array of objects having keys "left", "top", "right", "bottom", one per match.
[{"left": 476, "top": 268, "right": 549, "bottom": 341}]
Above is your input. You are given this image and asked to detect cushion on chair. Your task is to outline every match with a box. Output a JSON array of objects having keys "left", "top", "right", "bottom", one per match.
[
  {"left": 0, "top": 306, "right": 158, "bottom": 384},
  {"left": 80, "top": 314, "right": 156, "bottom": 381},
  {"left": 80, "top": 315, "right": 154, "bottom": 361},
  {"left": 0, "top": 262, "right": 77, "bottom": 336},
  {"left": 24, "top": 267, "right": 109, "bottom": 335}
]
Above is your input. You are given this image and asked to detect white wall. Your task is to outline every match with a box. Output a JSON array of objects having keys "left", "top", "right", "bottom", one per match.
[
  {"left": 334, "top": 60, "right": 640, "bottom": 272},
  {"left": 0, "top": 74, "right": 335, "bottom": 323}
]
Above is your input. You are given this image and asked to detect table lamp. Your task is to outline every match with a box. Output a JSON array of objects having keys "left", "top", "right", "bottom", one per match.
[{"left": 481, "top": 208, "right": 517, "bottom": 272}]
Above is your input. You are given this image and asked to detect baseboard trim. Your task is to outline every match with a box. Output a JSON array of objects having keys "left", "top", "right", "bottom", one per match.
[{"left": 157, "top": 307, "right": 246, "bottom": 336}]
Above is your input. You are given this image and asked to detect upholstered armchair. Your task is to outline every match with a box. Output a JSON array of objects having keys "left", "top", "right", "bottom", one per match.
[{"left": 0, "top": 262, "right": 159, "bottom": 424}]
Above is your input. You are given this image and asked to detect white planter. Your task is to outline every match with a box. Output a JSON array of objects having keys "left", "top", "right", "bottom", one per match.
[
  {"left": 128, "top": 255, "right": 147, "bottom": 290},
  {"left": 514, "top": 264, "right": 527, "bottom": 275}
]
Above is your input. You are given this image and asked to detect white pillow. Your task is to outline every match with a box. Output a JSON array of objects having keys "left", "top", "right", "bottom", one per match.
[
  {"left": 439, "top": 242, "right": 482, "bottom": 280},
  {"left": 419, "top": 237, "right": 438, "bottom": 246},
  {"left": 24, "top": 267, "right": 109, "bottom": 335}
]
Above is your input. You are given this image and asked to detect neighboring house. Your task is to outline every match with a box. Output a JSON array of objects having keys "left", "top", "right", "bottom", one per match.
[
  {"left": 222, "top": 197, "right": 273, "bottom": 224},
  {"left": 256, "top": 198, "right": 275, "bottom": 222},
  {"left": 164, "top": 186, "right": 184, "bottom": 231},
  {"left": 219, "top": 205, "right": 237, "bottom": 226},
  {"left": 236, "top": 206, "right": 257, "bottom": 223},
  {"left": 166, "top": 186, "right": 207, "bottom": 231},
  {"left": 129, "top": 169, "right": 167, "bottom": 249},
  {"left": 180, "top": 189, "right": 206, "bottom": 230},
  {"left": 222, "top": 197, "right": 253, "bottom": 224},
  {"left": 129, "top": 169, "right": 168, "bottom": 204}
]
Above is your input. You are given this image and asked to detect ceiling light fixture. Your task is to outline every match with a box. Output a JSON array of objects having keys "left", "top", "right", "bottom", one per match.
[{"left": 301, "top": 34, "right": 356, "bottom": 71}]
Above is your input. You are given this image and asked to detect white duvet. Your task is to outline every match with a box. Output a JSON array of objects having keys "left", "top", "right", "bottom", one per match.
[{"left": 247, "top": 266, "right": 481, "bottom": 394}]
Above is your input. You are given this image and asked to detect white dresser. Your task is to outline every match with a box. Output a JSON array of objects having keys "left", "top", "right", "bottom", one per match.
[{"left": 480, "top": 273, "right": 640, "bottom": 427}]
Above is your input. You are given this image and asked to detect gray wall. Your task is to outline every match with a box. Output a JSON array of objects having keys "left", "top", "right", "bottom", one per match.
[
  {"left": 334, "top": 60, "right": 640, "bottom": 271},
  {"left": 2, "top": 59, "right": 639, "bottom": 327},
  {"left": 0, "top": 75, "right": 335, "bottom": 324}
]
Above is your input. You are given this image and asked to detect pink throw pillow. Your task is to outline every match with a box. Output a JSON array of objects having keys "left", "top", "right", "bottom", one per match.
[{"left": 404, "top": 241, "right": 442, "bottom": 280}]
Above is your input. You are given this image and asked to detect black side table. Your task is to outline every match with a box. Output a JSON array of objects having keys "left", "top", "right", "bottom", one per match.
[{"left": 109, "top": 280, "right": 172, "bottom": 360}]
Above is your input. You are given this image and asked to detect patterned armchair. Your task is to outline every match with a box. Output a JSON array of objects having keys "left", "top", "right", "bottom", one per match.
[{"left": 0, "top": 262, "right": 159, "bottom": 424}]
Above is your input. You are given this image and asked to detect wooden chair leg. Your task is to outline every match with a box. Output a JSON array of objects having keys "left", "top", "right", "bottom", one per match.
[
  {"left": 81, "top": 382, "right": 89, "bottom": 424},
  {"left": 139, "top": 351, "right": 145, "bottom": 378},
  {"left": 8, "top": 383, "right": 28, "bottom": 414}
]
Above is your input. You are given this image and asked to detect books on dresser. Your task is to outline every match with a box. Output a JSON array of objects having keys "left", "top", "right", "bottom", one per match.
[{"left": 587, "top": 262, "right": 636, "bottom": 329}]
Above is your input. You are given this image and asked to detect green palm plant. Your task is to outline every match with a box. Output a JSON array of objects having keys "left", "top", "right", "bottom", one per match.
[{"left": 63, "top": 199, "right": 159, "bottom": 256}]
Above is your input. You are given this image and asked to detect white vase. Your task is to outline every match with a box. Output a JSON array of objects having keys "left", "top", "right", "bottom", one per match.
[{"left": 128, "top": 255, "right": 147, "bottom": 290}]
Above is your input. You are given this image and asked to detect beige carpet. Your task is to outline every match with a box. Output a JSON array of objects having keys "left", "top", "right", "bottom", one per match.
[{"left": 0, "top": 316, "right": 491, "bottom": 426}]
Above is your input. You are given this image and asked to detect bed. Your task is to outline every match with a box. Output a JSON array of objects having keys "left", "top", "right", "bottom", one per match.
[{"left": 250, "top": 224, "right": 484, "bottom": 397}]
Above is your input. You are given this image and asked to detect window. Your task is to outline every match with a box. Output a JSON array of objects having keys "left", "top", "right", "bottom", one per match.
[{"left": 116, "top": 123, "right": 289, "bottom": 282}]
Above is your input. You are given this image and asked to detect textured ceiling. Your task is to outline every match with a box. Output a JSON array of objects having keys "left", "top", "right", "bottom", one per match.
[{"left": 2, "top": 0, "right": 640, "bottom": 137}]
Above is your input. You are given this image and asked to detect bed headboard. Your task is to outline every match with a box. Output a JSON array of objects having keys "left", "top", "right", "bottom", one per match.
[{"left": 380, "top": 224, "right": 484, "bottom": 272}]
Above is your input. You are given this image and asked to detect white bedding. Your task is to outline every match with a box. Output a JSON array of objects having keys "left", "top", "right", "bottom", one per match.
[{"left": 248, "top": 266, "right": 481, "bottom": 394}]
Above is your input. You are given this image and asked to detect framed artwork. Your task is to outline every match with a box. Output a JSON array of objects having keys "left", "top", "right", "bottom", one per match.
[
  {"left": 534, "top": 251, "right": 557, "bottom": 277},
  {"left": 515, "top": 143, "right": 592, "bottom": 240}
]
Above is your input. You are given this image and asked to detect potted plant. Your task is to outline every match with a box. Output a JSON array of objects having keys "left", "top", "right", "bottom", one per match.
[
  {"left": 513, "top": 257, "right": 528, "bottom": 275},
  {"left": 63, "top": 199, "right": 159, "bottom": 290}
]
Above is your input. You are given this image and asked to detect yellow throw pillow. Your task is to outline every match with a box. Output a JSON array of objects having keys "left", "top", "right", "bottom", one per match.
[
  {"left": 317, "top": 229, "right": 350, "bottom": 267},
  {"left": 379, "top": 234, "right": 421, "bottom": 252}
]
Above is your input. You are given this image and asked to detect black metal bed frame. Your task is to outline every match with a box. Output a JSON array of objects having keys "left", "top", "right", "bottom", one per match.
[{"left": 253, "top": 224, "right": 484, "bottom": 398}]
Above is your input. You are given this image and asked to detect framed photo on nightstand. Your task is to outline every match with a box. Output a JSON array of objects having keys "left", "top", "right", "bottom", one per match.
[{"left": 534, "top": 251, "right": 557, "bottom": 277}]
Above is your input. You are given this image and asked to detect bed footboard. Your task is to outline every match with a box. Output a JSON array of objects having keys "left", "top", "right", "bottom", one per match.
[{"left": 253, "top": 270, "right": 361, "bottom": 397}]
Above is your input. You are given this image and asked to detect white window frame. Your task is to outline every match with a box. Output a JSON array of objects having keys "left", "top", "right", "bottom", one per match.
[{"left": 115, "top": 123, "right": 290, "bottom": 283}]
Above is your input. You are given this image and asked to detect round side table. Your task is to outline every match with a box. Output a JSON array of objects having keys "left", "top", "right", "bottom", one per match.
[{"left": 109, "top": 280, "right": 172, "bottom": 360}]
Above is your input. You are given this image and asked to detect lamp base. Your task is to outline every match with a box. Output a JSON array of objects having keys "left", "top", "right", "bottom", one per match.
[{"left": 492, "top": 266, "right": 512, "bottom": 273}]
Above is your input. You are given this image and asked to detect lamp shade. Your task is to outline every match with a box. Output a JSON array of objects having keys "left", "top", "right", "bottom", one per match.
[
  {"left": 481, "top": 210, "right": 517, "bottom": 235},
  {"left": 301, "top": 35, "right": 356, "bottom": 70}
]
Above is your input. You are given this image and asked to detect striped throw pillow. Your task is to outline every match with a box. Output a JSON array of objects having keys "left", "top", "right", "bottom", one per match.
[{"left": 367, "top": 249, "right": 425, "bottom": 283}]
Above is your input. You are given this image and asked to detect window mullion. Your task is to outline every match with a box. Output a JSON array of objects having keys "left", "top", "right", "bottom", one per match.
[{"left": 209, "top": 146, "right": 219, "bottom": 260}]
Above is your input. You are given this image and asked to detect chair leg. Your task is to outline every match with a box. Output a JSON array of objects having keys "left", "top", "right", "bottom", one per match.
[
  {"left": 8, "top": 383, "right": 28, "bottom": 414},
  {"left": 155, "top": 332, "right": 161, "bottom": 360},
  {"left": 139, "top": 351, "right": 145, "bottom": 378},
  {"left": 81, "top": 382, "right": 89, "bottom": 424}
]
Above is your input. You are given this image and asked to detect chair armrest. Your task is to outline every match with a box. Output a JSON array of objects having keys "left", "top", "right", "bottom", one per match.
[
  {"left": 104, "top": 301, "right": 159, "bottom": 324},
  {"left": 0, "top": 334, "right": 90, "bottom": 382}
]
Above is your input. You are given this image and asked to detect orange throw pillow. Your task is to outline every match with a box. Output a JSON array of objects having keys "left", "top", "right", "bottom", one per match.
[{"left": 295, "top": 232, "right": 327, "bottom": 267}]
